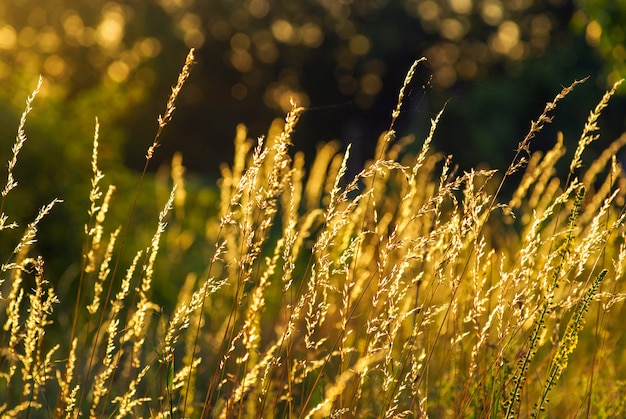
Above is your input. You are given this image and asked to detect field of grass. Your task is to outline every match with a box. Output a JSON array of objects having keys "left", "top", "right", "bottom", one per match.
[{"left": 1, "top": 49, "right": 626, "bottom": 418}]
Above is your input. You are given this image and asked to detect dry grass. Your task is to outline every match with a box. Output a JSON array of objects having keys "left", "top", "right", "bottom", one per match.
[{"left": 1, "top": 50, "right": 626, "bottom": 418}]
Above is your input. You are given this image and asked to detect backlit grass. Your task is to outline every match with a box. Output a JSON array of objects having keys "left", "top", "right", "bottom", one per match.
[{"left": 1, "top": 49, "right": 626, "bottom": 418}]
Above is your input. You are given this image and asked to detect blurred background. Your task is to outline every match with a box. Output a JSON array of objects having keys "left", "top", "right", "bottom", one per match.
[
  {"left": 2, "top": 0, "right": 625, "bottom": 172},
  {"left": 0, "top": 0, "right": 625, "bottom": 295}
]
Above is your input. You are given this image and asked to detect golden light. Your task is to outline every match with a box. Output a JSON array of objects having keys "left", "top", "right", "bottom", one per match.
[
  {"left": 230, "top": 32, "right": 251, "bottom": 52},
  {"left": 256, "top": 44, "right": 279, "bottom": 63},
  {"left": 585, "top": 20, "right": 602, "bottom": 47},
  {"left": 441, "top": 18, "right": 467, "bottom": 40},
  {"left": 271, "top": 19, "right": 296, "bottom": 44},
  {"left": 360, "top": 73, "right": 382, "bottom": 95},
  {"left": 263, "top": 81, "right": 309, "bottom": 111},
  {"left": 434, "top": 64, "right": 456, "bottom": 88},
  {"left": 178, "top": 13, "right": 205, "bottom": 47},
  {"left": 425, "top": 43, "right": 460, "bottom": 88},
  {"left": 349, "top": 34, "right": 371, "bottom": 55},
  {"left": 62, "top": 11, "right": 84, "bottom": 37},
  {"left": 300, "top": 22, "right": 323, "bottom": 48},
  {"left": 107, "top": 60, "right": 130, "bottom": 82},
  {"left": 0, "top": 25, "right": 17, "bottom": 50},
  {"left": 18, "top": 26, "right": 38, "bottom": 48},
  {"left": 230, "top": 50, "right": 254, "bottom": 72},
  {"left": 449, "top": 0, "right": 473, "bottom": 15},
  {"left": 490, "top": 20, "right": 523, "bottom": 58},
  {"left": 44, "top": 54, "right": 67, "bottom": 78},
  {"left": 417, "top": 0, "right": 441, "bottom": 22},
  {"left": 278, "top": 89, "right": 308, "bottom": 111},
  {"left": 183, "top": 29, "right": 204, "bottom": 47},
  {"left": 37, "top": 27, "right": 61, "bottom": 53},
  {"left": 247, "top": 0, "right": 270, "bottom": 18},
  {"left": 119, "top": 50, "right": 140, "bottom": 69},
  {"left": 78, "top": 27, "right": 97, "bottom": 47},
  {"left": 178, "top": 12, "right": 201, "bottom": 32},
  {"left": 97, "top": 9, "right": 125, "bottom": 49},
  {"left": 427, "top": 42, "right": 460, "bottom": 65},
  {"left": 481, "top": 0, "right": 504, "bottom": 26},
  {"left": 134, "top": 37, "right": 161, "bottom": 58},
  {"left": 158, "top": 0, "right": 194, "bottom": 14}
]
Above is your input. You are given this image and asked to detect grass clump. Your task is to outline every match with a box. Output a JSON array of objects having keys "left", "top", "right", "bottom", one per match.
[{"left": 1, "top": 50, "right": 626, "bottom": 418}]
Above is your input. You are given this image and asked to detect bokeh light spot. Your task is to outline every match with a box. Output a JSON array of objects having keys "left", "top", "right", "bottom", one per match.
[
  {"left": 360, "top": 73, "right": 382, "bottom": 95},
  {"left": 349, "top": 34, "right": 371, "bottom": 55},
  {"left": 585, "top": 20, "right": 602, "bottom": 47},
  {"left": 449, "top": 0, "right": 473, "bottom": 15},
  {"left": 178, "top": 13, "right": 205, "bottom": 47},
  {"left": 135, "top": 37, "right": 161, "bottom": 58},
  {"left": 78, "top": 27, "right": 97, "bottom": 47},
  {"left": 97, "top": 10, "right": 125, "bottom": 49},
  {"left": 18, "top": 26, "right": 37, "bottom": 48},
  {"left": 184, "top": 29, "right": 205, "bottom": 47},
  {"left": 179, "top": 13, "right": 201, "bottom": 32},
  {"left": 248, "top": 0, "right": 270, "bottom": 18},
  {"left": 434, "top": 64, "right": 457, "bottom": 88},
  {"left": 264, "top": 81, "right": 309, "bottom": 111},
  {"left": 300, "top": 22, "right": 323, "bottom": 48},
  {"left": 271, "top": 19, "right": 296, "bottom": 44},
  {"left": 481, "top": 0, "right": 504, "bottom": 25},
  {"left": 441, "top": 18, "right": 467, "bottom": 40},
  {"left": 279, "top": 90, "right": 308, "bottom": 112},
  {"left": 0, "top": 25, "right": 17, "bottom": 50},
  {"left": 418, "top": 0, "right": 441, "bottom": 21},
  {"left": 120, "top": 50, "right": 140, "bottom": 69},
  {"left": 252, "top": 29, "right": 278, "bottom": 64},
  {"left": 38, "top": 27, "right": 61, "bottom": 53},
  {"left": 490, "top": 20, "right": 521, "bottom": 56},
  {"left": 158, "top": 0, "right": 194, "bottom": 14},
  {"left": 44, "top": 55, "right": 67, "bottom": 78},
  {"left": 107, "top": 60, "right": 130, "bottom": 82},
  {"left": 230, "top": 32, "right": 251, "bottom": 51},
  {"left": 230, "top": 50, "right": 254, "bottom": 72},
  {"left": 255, "top": 41, "right": 278, "bottom": 63},
  {"left": 63, "top": 12, "right": 84, "bottom": 37},
  {"left": 427, "top": 43, "right": 460, "bottom": 65}
]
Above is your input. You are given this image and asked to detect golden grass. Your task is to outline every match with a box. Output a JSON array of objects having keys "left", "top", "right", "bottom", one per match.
[{"left": 1, "top": 51, "right": 626, "bottom": 418}]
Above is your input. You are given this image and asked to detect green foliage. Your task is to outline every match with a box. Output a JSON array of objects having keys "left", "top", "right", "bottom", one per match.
[{"left": 574, "top": 0, "right": 626, "bottom": 83}]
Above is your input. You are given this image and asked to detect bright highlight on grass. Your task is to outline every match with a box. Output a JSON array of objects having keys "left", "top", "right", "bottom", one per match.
[{"left": 1, "top": 50, "right": 625, "bottom": 418}]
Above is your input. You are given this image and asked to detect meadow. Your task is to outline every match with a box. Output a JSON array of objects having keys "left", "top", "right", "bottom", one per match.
[{"left": 1, "top": 48, "right": 626, "bottom": 418}]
